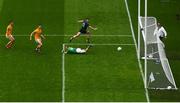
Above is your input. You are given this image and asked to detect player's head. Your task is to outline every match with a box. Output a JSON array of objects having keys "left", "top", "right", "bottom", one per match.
[
  {"left": 85, "top": 18, "right": 89, "bottom": 22},
  {"left": 64, "top": 45, "right": 68, "bottom": 50},
  {"left": 157, "top": 22, "right": 161, "bottom": 28},
  {"left": 9, "top": 20, "right": 14, "bottom": 25},
  {"left": 38, "top": 25, "right": 42, "bottom": 29},
  {"left": 63, "top": 45, "right": 68, "bottom": 53}
]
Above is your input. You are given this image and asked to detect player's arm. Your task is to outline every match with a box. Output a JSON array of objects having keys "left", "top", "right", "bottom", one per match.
[
  {"left": 162, "top": 27, "right": 167, "bottom": 38},
  {"left": 89, "top": 25, "right": 98, "bottom": 30},
  {"left": 41, "top": 34, "right": 46, "bottom": 39},
  {"left": 7, "top": 26, "right": 11, "bottom": 33},
  {"left": 30, "top": 31, "right": 35, "bottom": 40},
  {"left": 77, "top": 20, "right": 84, "bottom": 23}
]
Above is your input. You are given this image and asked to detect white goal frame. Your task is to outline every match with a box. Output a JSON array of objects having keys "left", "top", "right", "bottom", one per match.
[{"left": 137, "top": 0, "right": 177, "bottom": 90}]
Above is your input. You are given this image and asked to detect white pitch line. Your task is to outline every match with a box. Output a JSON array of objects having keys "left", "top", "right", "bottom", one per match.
[
  {"left": 62, "top": 44, "right": 65, "bottom": 103},
  {"left": 0, "top": 34, "right": 132, "bottom": 37},
  {"left": 64, "top": 43, "right": 135, "bottom": 46},
  {"left": 125, "top": 0, "right": 150, "bottom": 102}
]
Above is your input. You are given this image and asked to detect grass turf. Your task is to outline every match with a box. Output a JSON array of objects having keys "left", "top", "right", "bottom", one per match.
[
  {"left": 63, "top": 0, "right": 146, "bottom": 102},
  {"left": 0, "top": 0, "right": 64, "bottom": 101},
  {"left": 0, "top": 0, "right": 147, "bottom": 101},
  {"left": 64, "top": 44, "right": 146, "bottom": 102},
  {"left": 0, "top": 0, "right": 179, "bottom": 102}
]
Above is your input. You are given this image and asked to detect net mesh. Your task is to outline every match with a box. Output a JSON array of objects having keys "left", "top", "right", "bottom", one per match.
[{"left": 139, "top": 17, "right": 177, "bottom": 89}]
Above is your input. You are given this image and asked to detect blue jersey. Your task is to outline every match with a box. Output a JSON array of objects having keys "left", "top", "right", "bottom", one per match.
[{"left": 81, "top": 20, "right": 89, "bottom": 31}]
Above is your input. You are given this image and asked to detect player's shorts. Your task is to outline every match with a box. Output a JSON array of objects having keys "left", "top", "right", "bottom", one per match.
[
  {"left": 76, "top": 48, "right": 86, "bottom": 53},
  {"left": 6, "top": 34, "right": 14, "bottom": 40},
  {"left": 79, "top": 29, "right": 87, "bottom": 34},
  {"left": 35, "top": 39, "right": 42, "bottom": 44}
]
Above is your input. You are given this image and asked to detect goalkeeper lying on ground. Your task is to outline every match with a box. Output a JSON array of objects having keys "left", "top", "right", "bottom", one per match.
[{"left": 63, "top": 45, "right": 91, "bottom": 54}]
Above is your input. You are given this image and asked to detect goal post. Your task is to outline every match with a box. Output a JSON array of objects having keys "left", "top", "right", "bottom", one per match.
[
  {"left": 138, "top": 16, "right": 177, "bottom": 90},
  {"left": 137, "top": 0, "right": 177, "bottom": 90}
]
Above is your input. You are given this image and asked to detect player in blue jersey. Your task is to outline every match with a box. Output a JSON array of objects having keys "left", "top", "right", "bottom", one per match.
[
  {"left": 63, "top": 45, "right": 91, "bottom": 54},
  {"left": 69, "top": 18, "right": 97, "bottom": 43}
]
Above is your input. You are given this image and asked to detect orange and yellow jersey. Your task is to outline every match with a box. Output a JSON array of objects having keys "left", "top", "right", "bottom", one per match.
[
  {"left": 34, "top": 28, "right": 42, "bottom": 40},
  {"left": 6, "top": 24, "right": 13, "bottom": 36}
]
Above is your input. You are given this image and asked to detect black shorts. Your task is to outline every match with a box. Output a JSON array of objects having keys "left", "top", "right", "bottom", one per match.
[
  {"left": 79, "top": 29, "right": 87, "bottom": 34},
  {"left": 159, "top": 36, "right": 164, "bottom": 41}
]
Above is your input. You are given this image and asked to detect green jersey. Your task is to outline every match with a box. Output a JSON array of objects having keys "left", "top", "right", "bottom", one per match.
[{"left": 67, "top": 47, "right": 77, "bottom": 53}]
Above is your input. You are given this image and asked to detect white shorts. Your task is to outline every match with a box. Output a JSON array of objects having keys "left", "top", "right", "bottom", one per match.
[
  {"left": 35, "top": 39, "right": 42, "bottom": 44},
  {"left": 76, "top": 48, "right": 86, "bottom": 53},
  {"left": 6, "top": 34, "right": 14, "bottom": 40}
]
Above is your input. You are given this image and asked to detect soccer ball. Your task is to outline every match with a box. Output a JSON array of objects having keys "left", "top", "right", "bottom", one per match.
[
  {"left": 167, "top": 86, "right": 172, "bottom": 89},
  {"left": 148, "top": 54, "right": 153, "bottom": 58},
  {"left": 117, "top": 47, "right": 122, "bottom": 51}
]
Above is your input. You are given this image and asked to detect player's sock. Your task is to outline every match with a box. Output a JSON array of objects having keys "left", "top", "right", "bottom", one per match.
[
  {"left": 9, "top": 43, "right": 13, "bottom": 48},
  {"left": 6, "top": 43, "right": 11, "bottom": 48},
  {"left": 6, "top": 45, "right": 10, "bottom": 48},
  {"left": 38, "top": 48, "right": 41, "bottom": 53},
  {"left": 69, "top": 37, "right": 73, "bottom": 42},
  {"left": 86, "top": 38, "right": 90, "bottom": 43},
  {"left": 89, "top": 44, "right": 93, "bottom": 47}
]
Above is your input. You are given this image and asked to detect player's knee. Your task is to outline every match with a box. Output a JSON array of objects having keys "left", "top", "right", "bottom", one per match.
[
  {"left": 39, "top": 43, "right": 42, "bottom": 46},
  {"left": 76, "top": 33, "right": 80, "bottom": 37},
  {"left": 11, "top": 39, "right": 15, "bottom": 42},
  {"left": 87, "top": 31, "right": 90, "bottom": 34}
]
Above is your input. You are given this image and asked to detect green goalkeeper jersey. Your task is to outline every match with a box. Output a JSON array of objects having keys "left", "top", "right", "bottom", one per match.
[{"left": 67, "top": 47, "right": 77, "bottom": 53}]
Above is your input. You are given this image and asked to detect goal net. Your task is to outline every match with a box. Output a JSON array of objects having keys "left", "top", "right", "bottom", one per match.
[{"left": 138, "top": 16, "right": 177, "bottom": 89}]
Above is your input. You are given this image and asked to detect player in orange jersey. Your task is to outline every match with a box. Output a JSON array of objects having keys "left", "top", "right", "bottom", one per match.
[
  {"left": 5, "top": 21, "right": 15, "bottom": 48},
  {"left": 30, "top": 25, "right": 45, "bottom": 53}
]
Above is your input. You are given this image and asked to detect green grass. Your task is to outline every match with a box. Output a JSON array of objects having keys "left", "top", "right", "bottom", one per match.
[
  {"left": 64, "top": 44, "right": 146, "bottom": 102},
  {"left": 0, "top": 0, "right": 147, "bottom": 101},
  {"left": 63, "top": 0, "right": 146, "bottom": 102},
  {"left": 0, "top": 0, "right": 63, "bottom": 101},
  {"left": 0, "top": 0, "right": 179, "bottom": 102}
]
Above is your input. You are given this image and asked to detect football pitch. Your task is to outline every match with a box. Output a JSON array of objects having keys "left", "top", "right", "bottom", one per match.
[{"left": 0, "top": 0, "right": 179, "bottom": 102}]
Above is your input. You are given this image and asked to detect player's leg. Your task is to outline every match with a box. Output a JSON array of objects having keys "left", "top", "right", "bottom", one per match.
[
  {"left": 9, "top": 35, "right": 15, "bottom": 47},
  {"left": 62, "top": 45, "right": 68, "bottom": 54},
  {"left": 159, "top": 36, "right": 165, "bottom": 44},
  {"left": 6, "top": 35, "right": 15, "bottom": 48},
  {"left": 86, "top": 31, "right": 91, "bottom": 43},
  {"left": 6, "top": 35, "right": 11, "bottom": 48},
  {"left": 35, "top": 39, "right": 42, "bottom": 52},
  {"left": 85, "top": 45, "right": 91, "bottom": 52},
  {"left": 70, "top": 32, "right": 81, "bottom": 42}
]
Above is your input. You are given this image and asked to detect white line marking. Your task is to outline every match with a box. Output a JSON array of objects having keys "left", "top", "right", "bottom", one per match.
[
  {"left": 124, "top": 0, "right": 150, "bottom": 102},
  {"left": 0, "top": 34, "right": 132, "bottom": 37},
  {"left": 64, "top": 43, "right": 135, "bottom": 46},
  {"left": 62, "top": 44, "right": 65, "bottom": 103}
]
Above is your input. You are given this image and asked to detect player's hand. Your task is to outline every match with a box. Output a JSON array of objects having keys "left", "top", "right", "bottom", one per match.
[
  {"left": 43, "top": 36, "right": 46, "bottom": 40},
  {"left": 94, "top": 28, "right": 98, "bottom": 30}
]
